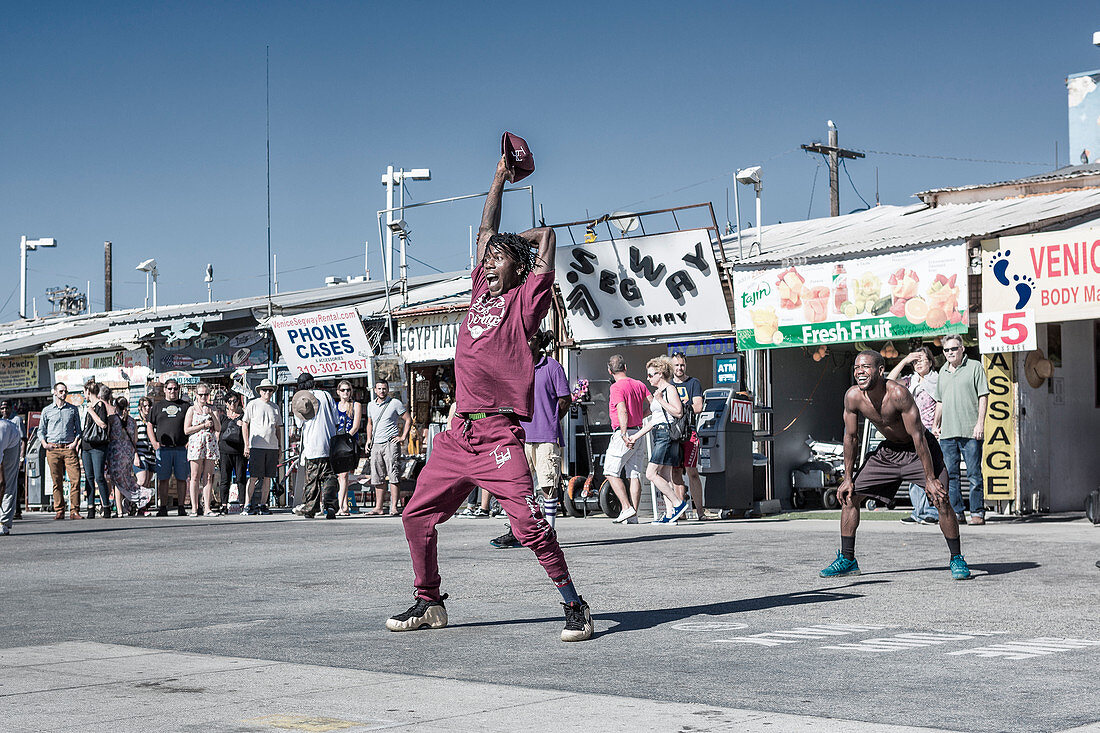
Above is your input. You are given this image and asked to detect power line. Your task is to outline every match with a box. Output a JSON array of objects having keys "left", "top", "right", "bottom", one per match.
[
  {"left": 616, "top": 147, "right": 802, "bottom": 211},
  {"left": 853, "top": 148, "right": 1049, "bottom": 167},
  {"left": 841, "top": 158, "right": 871, "bottom": 209},
  {"left": 806, "top": 161, "right": 822, "bottom": 219}
]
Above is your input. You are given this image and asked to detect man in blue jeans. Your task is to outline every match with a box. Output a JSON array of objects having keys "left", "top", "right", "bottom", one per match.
[
  {"left": 146, "top": 379, "right": 191, "bottom": 517},
  {"left": 933, "top": 335, "right": 989, "bottom": 525}
]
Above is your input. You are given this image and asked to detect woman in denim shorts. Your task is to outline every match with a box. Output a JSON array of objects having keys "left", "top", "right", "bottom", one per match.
[{"left": 626, "top": 357, "right": 691, "bottom": 524}]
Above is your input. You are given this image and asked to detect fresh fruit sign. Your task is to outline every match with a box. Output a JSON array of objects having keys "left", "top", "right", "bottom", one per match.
[{"left": 733, "top": 244, "right": 968, "bottom": 349}]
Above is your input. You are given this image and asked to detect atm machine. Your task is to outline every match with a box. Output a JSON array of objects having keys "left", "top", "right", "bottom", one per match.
[{"left": 696, "top": 387, "right": 754, "bottom": 512}]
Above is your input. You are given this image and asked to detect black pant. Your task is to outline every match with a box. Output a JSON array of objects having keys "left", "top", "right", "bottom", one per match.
[
  {"left": 219, "top": 451, "right": 247, "bottom": 506},
  {"left": 301, "top": 457, "right": 337, "bottom": 516},
  {"left": 81, "top": 446, "right": 110, "bottom": 511}
]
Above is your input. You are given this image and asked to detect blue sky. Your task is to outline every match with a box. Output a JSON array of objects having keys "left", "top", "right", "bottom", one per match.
[{"left": 2, "top": 1, "right": 1098, "bottom": 320}]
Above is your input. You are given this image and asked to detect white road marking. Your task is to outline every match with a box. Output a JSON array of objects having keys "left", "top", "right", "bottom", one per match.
[{"left": 946, "top": 637, "right": 1100, "bottom": 660}]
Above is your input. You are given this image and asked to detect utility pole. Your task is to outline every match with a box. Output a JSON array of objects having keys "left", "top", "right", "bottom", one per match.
[
  {"left": 801, "top": 120, "right": 865, "bottom": 216},
  {"left": 104, "top": 241, "right": 113, "bottom": 311}
]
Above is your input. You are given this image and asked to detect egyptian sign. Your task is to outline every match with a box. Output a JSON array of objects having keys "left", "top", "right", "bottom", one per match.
[
  {"left": 50, "top": 350, "right": 152, "bottom": 390},
  {"left": 981, "top": 353, "right": 1015, "bottom": 501},
  {"left": 270, "top": 307, "right": 373, "bottom": 377},
  {"left": 153, "top": 328, "right": 270, "bottom": 373},
  {"left": 733, "top": 243, "right": 968, "bottom": 350},
  {"left": 397, "top": 311, "right": 465, "bottom": 363},
  {"left": 556, "top": 229, "right": 732, "bottom": 344},
  {"left": 982, "top": 228, "right": 1100, "bottom": 323},
  {"left": 0, "top": 355, "right": 39, "bottom": 392}
]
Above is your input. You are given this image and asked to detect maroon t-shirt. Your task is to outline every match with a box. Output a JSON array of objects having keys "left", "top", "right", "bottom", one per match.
[{"left": 455, "top": 264, "right": 553, "bottom": 419}]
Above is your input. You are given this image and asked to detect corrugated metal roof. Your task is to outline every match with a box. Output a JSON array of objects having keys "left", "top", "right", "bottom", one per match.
[
  {"left": 725, "top": 188, "right": 1100, "bottom": 267},
  {"left": 41, "top": 328, "right": 153, "bottom": 355},
  {"left": 915, "top": 163, "right": 1100, "bottom": 196},
  {"left": 0, "top": 321, "right": 110, "bottom": 356}
]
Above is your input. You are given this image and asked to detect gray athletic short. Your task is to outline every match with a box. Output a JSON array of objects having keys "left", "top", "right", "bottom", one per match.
[{"left": 852, "top": 431, "right": 948, "bottom": 503}]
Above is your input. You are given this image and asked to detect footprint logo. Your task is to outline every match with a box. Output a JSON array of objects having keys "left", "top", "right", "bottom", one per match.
[
  {"left": 1012, "top": 274, "right": 1034, "bottom": 309},
  {"left": 990, "top": 250, "right": 1012, "bottom": 286}
]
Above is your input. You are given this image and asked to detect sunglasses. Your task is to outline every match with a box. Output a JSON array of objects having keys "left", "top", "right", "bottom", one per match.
[
  {"left": 943, "top": 347, "right": 961, "bottom": 353},
  {"left": 196, "top": 392, "right": 209, "bottom": 397},
  {"left": 338, "top": 388, "right": 351, "bottom": 392}
]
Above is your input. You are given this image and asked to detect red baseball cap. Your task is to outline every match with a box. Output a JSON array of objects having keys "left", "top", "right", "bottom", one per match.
[{"left": 501, "top": 132, "right": 535, "bottom": 182}]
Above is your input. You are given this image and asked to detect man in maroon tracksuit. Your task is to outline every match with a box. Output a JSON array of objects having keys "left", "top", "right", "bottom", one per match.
[{"left": 387, "top": 148, "right": 592, "bottom": 642}]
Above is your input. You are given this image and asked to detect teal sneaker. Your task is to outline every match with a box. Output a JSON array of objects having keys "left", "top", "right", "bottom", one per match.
[
  {"left": 950, "top": 554, "right": 972, "bottom": 580},
  {"left": 819, "top": 550, "right": 860, "bottom": 578}
]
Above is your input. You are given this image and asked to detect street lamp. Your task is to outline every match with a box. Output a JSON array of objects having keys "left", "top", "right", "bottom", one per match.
[
  {"left": 20, "top": 236, "right": 57, "bottom": 319},
  {"left": 136, "top": 258, "right": 158, "bottom": 310},
  {"left": 380, "top": 166, "right": 430, "bottom": 281},
  {"left": 734, "top": 166, "right": 763, "bottom": 260}
]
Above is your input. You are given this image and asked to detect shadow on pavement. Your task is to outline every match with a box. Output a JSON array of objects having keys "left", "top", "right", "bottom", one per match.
[
  {"left": 967, "top": 561, "right": 1040, "bottom": 576},
  {"left": 855, "top": 561, "right": 1038, "bottom": 578},
  {"left": 451, "top": 580, "right": 888, "bottom": 637},
  {"left": 559, "top": 532, "right": 722, "bottom": 549}
]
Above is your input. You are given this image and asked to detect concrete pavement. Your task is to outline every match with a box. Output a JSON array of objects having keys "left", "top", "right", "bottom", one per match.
[{"left": 1, "top": 509, "right": 1097, "bottom": 732}]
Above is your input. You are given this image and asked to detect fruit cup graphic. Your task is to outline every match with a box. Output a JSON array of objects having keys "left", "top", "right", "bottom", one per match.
[
  {"left": 852, "top": 272, "right": 882, "bottom": 313},
  {"left": 926, "top": 274, "right": 960, "bottom": 328},
  {"left": 750, "top": 307, "right": 779, "bottom": 344},
  {"left": 801, "top": 285, "right": 831, "bottom": 323},
  {"left": 775, "top": 267, "right": 806, "bottom": 309}
]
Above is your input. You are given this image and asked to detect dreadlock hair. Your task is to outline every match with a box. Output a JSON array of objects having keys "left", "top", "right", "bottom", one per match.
[
  {"left": 485, "top": 232, "right": 539, "bottom": 282},
  {"left": 530, "top": 329, "right": 554, "bottom": 354}
]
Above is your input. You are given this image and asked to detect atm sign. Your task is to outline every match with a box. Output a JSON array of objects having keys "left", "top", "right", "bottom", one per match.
[{"left": 730, "top": 399, "right": 753, "bottom": 425}]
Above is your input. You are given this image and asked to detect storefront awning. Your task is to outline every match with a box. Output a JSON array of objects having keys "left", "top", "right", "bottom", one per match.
[
  {"left": 726, "top": 188, "right": 1100, "bottom": 266},
  {"left": 41, "top": 328, "right": 153, "bottom": 355}
]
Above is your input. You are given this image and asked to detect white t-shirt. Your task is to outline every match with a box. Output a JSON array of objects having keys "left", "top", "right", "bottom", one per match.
[
  {"left": 242, "top": 398, "right": 283, "bottom": 450},
  {"left": 296, "top": 389, "right": 337, "bottom": 459}
]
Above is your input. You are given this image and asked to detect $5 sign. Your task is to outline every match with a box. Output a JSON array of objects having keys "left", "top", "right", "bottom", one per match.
[{"left": 978, "top": 310, "right": 1036, "bottom": 353}]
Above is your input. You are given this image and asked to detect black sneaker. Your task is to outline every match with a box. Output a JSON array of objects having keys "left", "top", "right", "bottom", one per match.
[
  {"left": 246, "top": 505, "right": 260, "bottom": 516},
  {"left": 386, "top": 593, "right": 449, "bottom": 632},
  {"left": 490, "top": 530, "right": 520, "bottom": 548},
  {"left": 177, "top": 507, "right": 187, "bottom": 517},
  {"left": 561, "top": 596, "right": 593, "bottom": 642},
  {"left": 325, "top": 507, "right": 337, "bottom": 520},
  {"left": 258, "top": 504, "right": 272, "bottom": 515},
  {"left": 155, "top": 507, "right": 168, "bottom": 517},
  {"left": 900, "top": 516, "right": 919, "bottom": 524}
]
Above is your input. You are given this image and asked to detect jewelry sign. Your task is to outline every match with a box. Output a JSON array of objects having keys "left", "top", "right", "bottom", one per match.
[{"left": 555, "top": 229, "right": 732, "bottom": 344}]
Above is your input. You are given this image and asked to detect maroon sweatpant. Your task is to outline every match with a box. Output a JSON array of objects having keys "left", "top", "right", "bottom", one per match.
[{"left": 401, "top": 414, "right": 571, "bottom": 602}]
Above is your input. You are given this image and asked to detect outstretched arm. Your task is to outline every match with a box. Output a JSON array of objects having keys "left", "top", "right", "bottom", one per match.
[
  {"left": 476, "top": 156, "right": 514, "bottom": 265},
  {"left": 517, "top": 226, "right": 556, "bottom": 276}
]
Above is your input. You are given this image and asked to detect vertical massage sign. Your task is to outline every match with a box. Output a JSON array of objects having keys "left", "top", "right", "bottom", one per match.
[
  {"left": 554, "top": 230, "right": 731, "bottom": 343},
  {"left": 733, "top": 243, "right": 969, "bottom": 349}
]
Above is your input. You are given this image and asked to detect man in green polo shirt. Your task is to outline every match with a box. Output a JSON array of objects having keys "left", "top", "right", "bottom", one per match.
[{"left": 933, "top": 335, "right": 989, "bottom": 525}]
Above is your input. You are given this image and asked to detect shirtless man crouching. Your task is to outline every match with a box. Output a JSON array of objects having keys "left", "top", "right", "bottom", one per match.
[{"left": 819, "top": 350, "right": 971, "bottom": 581}]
